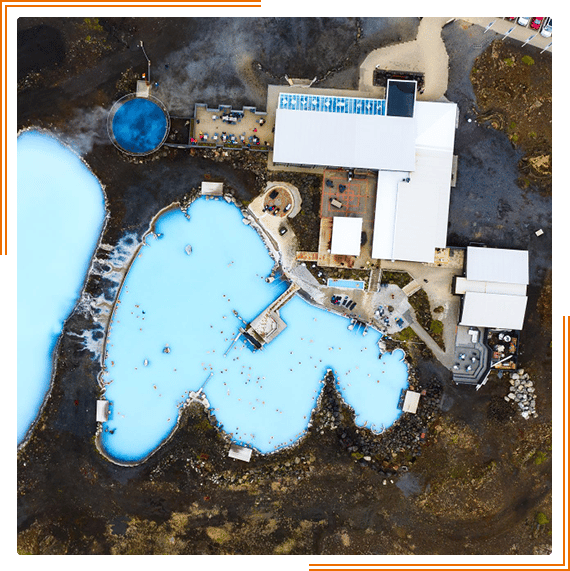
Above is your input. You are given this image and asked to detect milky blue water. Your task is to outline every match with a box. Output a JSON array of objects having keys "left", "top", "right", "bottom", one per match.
[
  {"left": 101, "top": 198, "right": 408, "bottom": 461},
  {"left": 112, "top": 98, "right": 168, "bottom": 154},
  {"left": 17, "top": 131, "right": 106, "bottom": 444}
]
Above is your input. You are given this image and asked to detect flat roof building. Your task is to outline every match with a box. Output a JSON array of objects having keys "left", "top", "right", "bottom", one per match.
[
  {"left": 457, "top": 247, "right": 529, "bottom": 330},
  {"left": 273, "top": 92, "right": 416, "bottom": 172},
  {"left": 330, "top": 216, "right": 363, "bottom": 256},
  {"left": 402, "top": 390, "right": 421, "bottom": 414},
  {"left": 201, "top": 181, "right": 224, "bottom": 196},
  {"left": 96, "top": 400, "right": 109, "bottom": 423},
  {"left": 370, "top": 101, "right": 457, "bottom": 263},
  {"left": 272, "top": 86, "right": 458, "bottom": 264},
  {"left": 228, "top": 444, "right": 253, "bottom": 462}
]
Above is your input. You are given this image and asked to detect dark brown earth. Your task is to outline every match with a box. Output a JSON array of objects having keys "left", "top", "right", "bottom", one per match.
[
  {"left": 17, "top": 18, "right": 552, "bottom": 556},
  {"left": 471, "top": 40, "right": 552, "bottom": 194}
]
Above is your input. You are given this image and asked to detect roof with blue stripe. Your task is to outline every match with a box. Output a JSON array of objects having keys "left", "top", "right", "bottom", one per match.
[{"left": 278, "top": 92, "right": 386, "bottom": 116}]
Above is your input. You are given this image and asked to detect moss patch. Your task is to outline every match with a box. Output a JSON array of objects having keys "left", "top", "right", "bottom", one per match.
[{"left": 381, "top": 270, "right": 413, "bottom": 288}]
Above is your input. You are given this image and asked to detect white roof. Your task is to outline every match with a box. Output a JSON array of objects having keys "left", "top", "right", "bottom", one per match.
[
  {"left": 460, "top": 292, "right": 528, "bottom": 330},
  {"left": 415, "top": 101, "right": 458, "bottom": 151},
  {"left": 96, "top": 400, "right": 109, "bottom": 423},
  {"left": 466, "top": 247, "right": 529, "bottom": 285},
  {"left": 201, "top": 181, "right": 224, "bottom": 196},
  {"left": 371, "top": 170, "right": 400, "bottom": 260},
  {"left": 455, "top": 277, "right": 527, "bottom": 296},
  {"left": 228, "top": 444, "right": 253, "bottom": 462},
  {"left": 371, "top": 101, "right": 457, "bottom": 263},
  {"left": 331, "top": 217, "right": 363, "bottom": 256},
  {"left": 402, "top": 391, "right": 420, "bottom": 414},
  {"left": 273, "top": 91, "right": 457, "bottom": 265},
  {"left": 273, "top": 94, "right": 416, "bottom": 171}
]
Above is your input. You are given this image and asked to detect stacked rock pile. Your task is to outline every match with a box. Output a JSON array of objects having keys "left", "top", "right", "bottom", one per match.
[{"left": 505, "top": 369, "right": 537, "bottom": 419}]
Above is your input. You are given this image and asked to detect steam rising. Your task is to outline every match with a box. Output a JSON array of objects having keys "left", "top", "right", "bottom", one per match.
[{"left": 62, "top": 105, "right": 111, "bottom": 156}]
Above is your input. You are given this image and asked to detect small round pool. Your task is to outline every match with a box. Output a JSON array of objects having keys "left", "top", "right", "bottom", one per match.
[{"left": 108, "top": 94, "right": 170, "bottom": 155}]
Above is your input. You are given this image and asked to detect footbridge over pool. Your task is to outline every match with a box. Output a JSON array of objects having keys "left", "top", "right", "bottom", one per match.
[{"left": 242, "top": 283, "right": 300, "bottom": 349}]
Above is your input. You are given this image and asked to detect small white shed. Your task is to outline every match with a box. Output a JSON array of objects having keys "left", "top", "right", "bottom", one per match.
[
  {"left": 96, "top": 400, "right": 109, "bottom": 422},
  {"left": 402, "top": 390, "right": 421, "bottom": 414},
  {"left": 228, "top": 444, "right": 253, "bottom": 462},
  {"left": 201, "top": 181, "right": 224, "bottom": 196}
]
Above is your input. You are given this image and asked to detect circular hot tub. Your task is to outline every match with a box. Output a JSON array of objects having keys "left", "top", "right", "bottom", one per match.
[{"left": 108, "top": 93, "right": 170, "bottom": 156}]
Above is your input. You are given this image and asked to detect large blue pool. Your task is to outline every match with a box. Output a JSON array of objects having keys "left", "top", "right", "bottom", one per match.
[
  {"left": 17, "top": 131, "right": 106, "bottom": 444},
  {"left": 101, "top": 198, "right": 409, "bottom": 461}
]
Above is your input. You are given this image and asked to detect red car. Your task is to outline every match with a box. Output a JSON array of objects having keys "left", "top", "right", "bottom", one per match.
[{"left": 530, "top": 17, "right": 544, "bottom": 30}]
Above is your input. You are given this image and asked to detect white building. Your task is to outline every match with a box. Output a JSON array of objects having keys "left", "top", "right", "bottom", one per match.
[
  {"left": 456, "top": 247, "right": 529, "bottom": 330},
  {"left": 272, "top": 83, "right": 458, "bottom": 264},
  {"left": 330, "top": 216, "right": 363, "bottom": 256}
]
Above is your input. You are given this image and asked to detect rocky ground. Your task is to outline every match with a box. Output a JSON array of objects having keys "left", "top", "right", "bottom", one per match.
[
  {"left": 471, "top": 40, "right": 552, "bottom": 194},
  {"left": 17, "top": 18, "right": 552, "bottom": 556}
]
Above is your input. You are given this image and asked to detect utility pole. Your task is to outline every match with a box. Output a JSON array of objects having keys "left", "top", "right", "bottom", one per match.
[
  {"left": 501, "top": 27, "right": 514, "bottom": 40},
  {"left": 139, "top": 41, "right": 151, "bottom": 84},
  {"left": 521, "top": 34, "right": 536, "bottom": 47},
  {"left": 540, "top": 42, "right": 552, "bottom": 54}
]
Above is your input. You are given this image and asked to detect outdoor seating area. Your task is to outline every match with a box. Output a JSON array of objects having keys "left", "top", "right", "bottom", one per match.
[
  {"left": 192, "top": 104, "right": 274, "bottom": 150},
  {"left": 452, "top": 325, "right": 489, "bottom": 385},
  {"left": 316, "top": 169, "right": 377, "bottom": 269},
  {"left": 263, "top": 186, "right": 293, "bottom": 218}
]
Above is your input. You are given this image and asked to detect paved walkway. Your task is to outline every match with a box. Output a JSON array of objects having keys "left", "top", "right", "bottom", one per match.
[
  {"left": 359, "top": 17, "right": 451, "bottom": 101},
  {"left": 380, "top": 256, "right": 464, "bottom": 368},
  {"left": 359, "top": 17, "right": 551, "bottom": 101}
]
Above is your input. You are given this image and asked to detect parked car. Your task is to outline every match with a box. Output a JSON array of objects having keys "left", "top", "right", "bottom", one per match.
[
  {"left": 530, "top": 17, "right": 543, "bottom": 30},
  {"left": 279, "top": 226, "right": 287, "bottom": 235},
  {"left": 541, "top": 17, "right": 552, "bottom": 37},
  {"left": 349, "top": 301, "right": 356, "bottom": 310},
  {"left": 517, "top": 17, "right": 530, "bottom": 26},
  {"left": 505, "top": 17, "right": 516, "bottom": 21}
]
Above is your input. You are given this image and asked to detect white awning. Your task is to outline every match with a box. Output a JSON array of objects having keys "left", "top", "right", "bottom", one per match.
[{"left": 455, "top": 277, "right": 527, "bottom": 296}]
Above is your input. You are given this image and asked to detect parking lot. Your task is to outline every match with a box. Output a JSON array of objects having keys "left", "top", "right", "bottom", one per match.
[{"left": 462, "top": 17, "right": 552, "bottom": 51}]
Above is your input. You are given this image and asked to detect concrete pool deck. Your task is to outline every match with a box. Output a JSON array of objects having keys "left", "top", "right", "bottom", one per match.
[{"left": 248, "top": 186, "right": 464, "bottom": 369}]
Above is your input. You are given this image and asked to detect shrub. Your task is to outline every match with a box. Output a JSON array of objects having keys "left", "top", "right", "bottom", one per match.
[
  {"left": 430, "top": 320, "right": 444, "bottom": 335},
  {"left": 522, "top": 55, "right": 535, "bottom": 66},
  {"left": 536, "top": 512, "right": 549, "bottom": 525}
]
